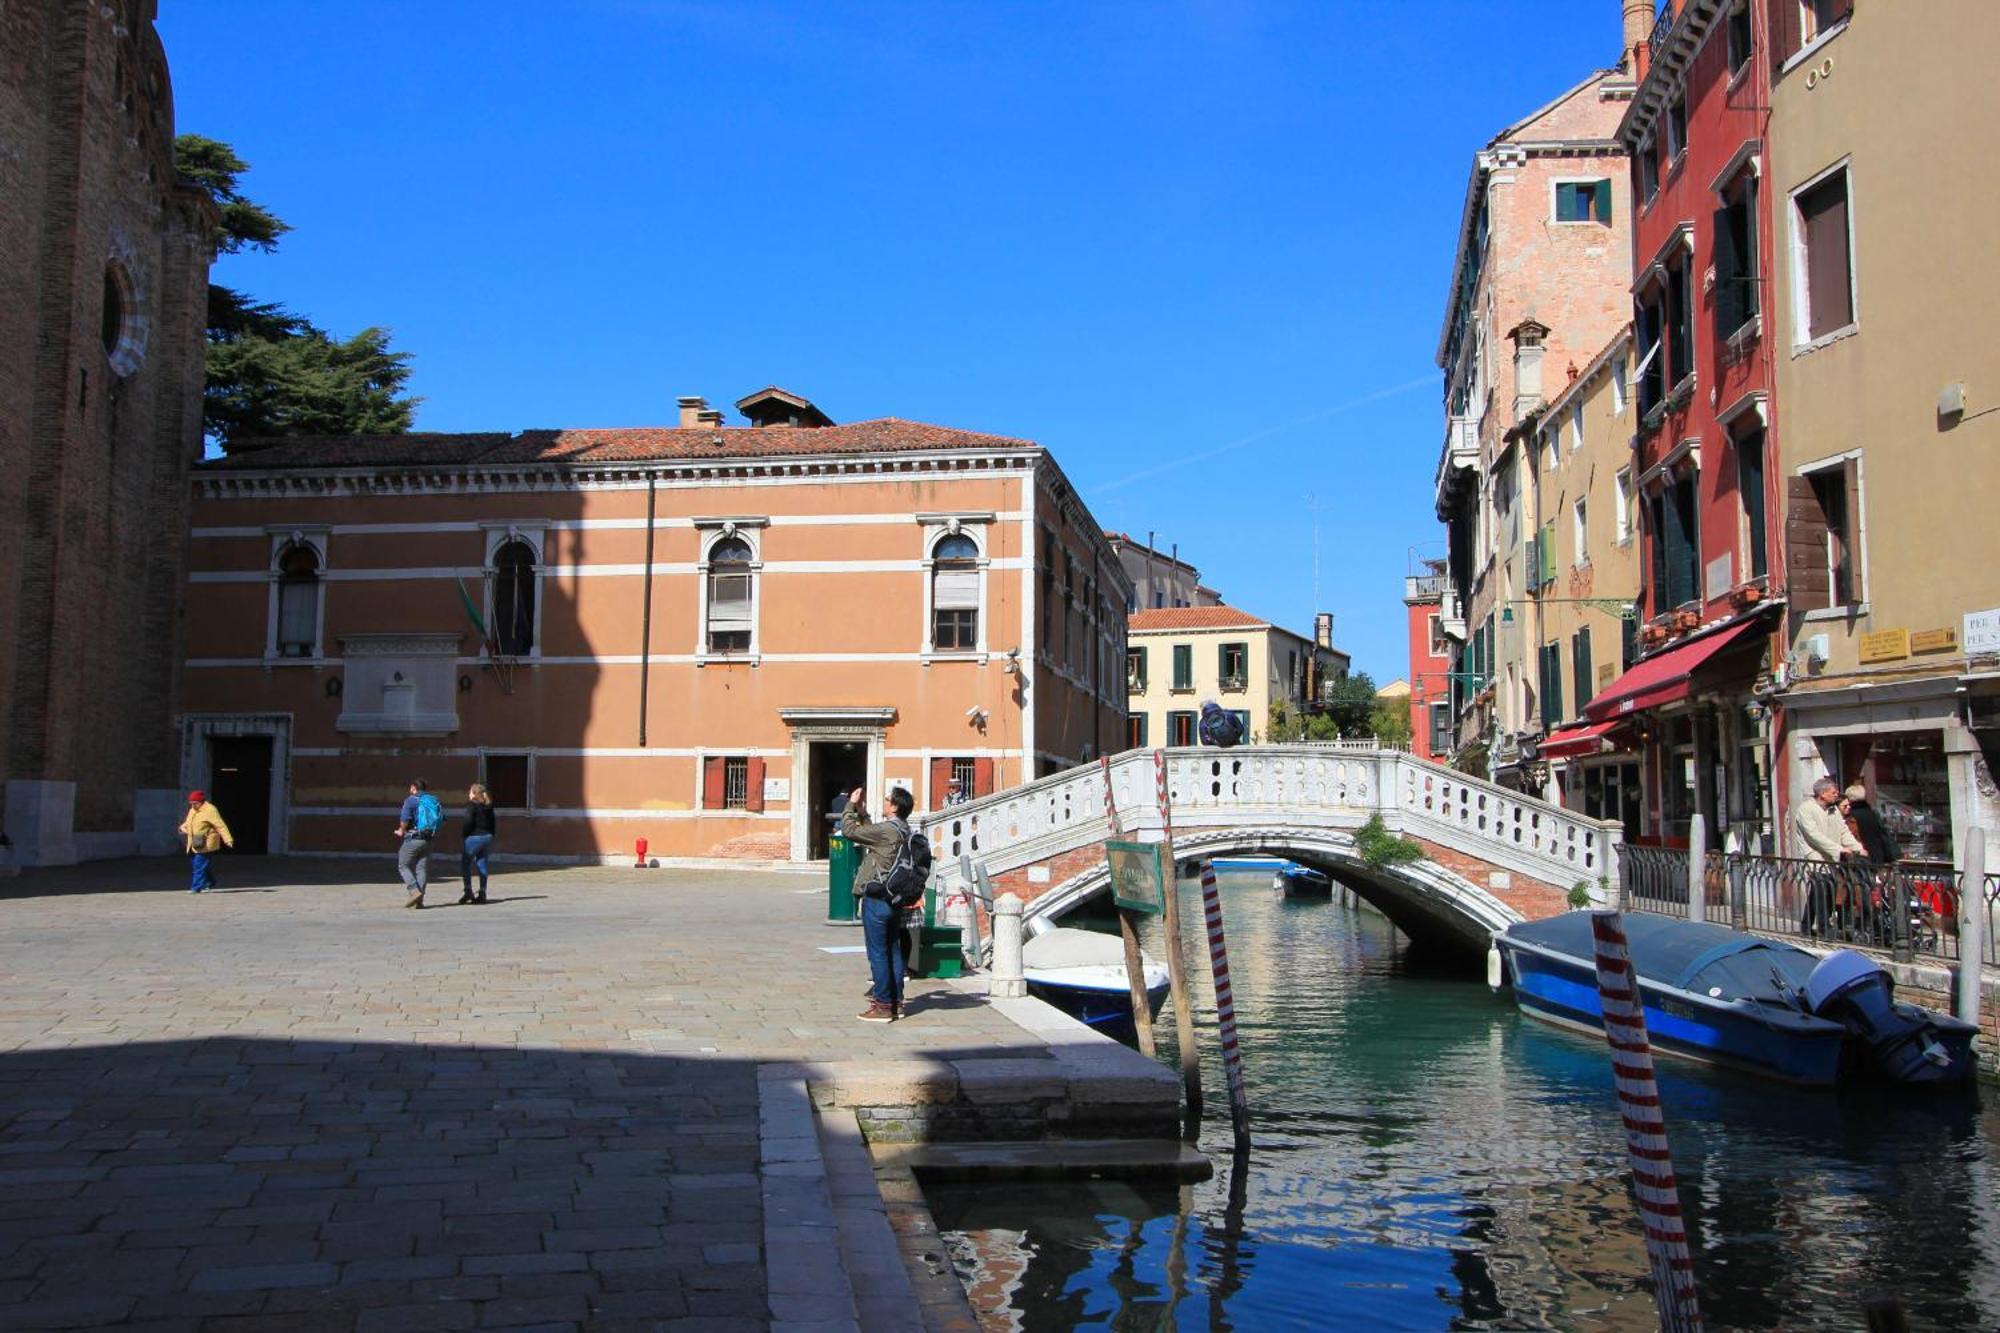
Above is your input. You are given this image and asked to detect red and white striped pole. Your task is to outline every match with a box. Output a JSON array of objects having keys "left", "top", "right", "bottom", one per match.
[
  {"left": 1589, "top": 910, "right": 1704, "bottom": 1332},
  {"left": 1152, "top": 750, "right": 1203, "bottom": 1133},
  {"left": 1198, "top": 858, "right": 1250, "bottom": 1149}
]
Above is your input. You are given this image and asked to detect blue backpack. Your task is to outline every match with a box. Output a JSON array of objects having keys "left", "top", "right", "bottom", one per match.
[{"left": 413, "top": 793, "right": 443, "bottom": 837}]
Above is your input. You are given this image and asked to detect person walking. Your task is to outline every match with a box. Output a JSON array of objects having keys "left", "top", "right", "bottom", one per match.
[
  {"left": 459, "top": 782, "right": 496, "bottom": 905},
  {"left": 1843, "top": 783, "right": 1902, "bottom": 865},
  {"left": 843, "top": 785, "right": 916, "bottom": 1022},
  {"left": 177, "top": 790, "right": 233, "bottom": 894},
  {"left": 1791, "top": 777, "right": 1863, "bottom": 938},
  {"left": 394, "top": 778, "right": 443, "bottom": 909}
]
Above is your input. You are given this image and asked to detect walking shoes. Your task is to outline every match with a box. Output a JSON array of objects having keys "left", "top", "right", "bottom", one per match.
[
  {"left": 405, "top": 890, "right": 424, "bottom": 909},
  {"left": 856, "top": 1002, "right": 896, "bottom": 1023}
]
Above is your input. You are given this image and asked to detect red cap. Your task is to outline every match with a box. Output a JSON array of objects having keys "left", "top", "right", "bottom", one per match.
[{"left": 188, "top": 790, "right": 205, "bottom": 803}]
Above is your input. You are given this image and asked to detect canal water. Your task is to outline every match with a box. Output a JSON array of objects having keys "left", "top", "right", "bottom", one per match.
[{"left": 924, "top": 869, "right": 2000, "bottom": 1331}]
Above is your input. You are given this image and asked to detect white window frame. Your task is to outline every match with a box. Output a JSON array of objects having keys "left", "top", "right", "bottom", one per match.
[
  {"left": 693, "top": 517, "right": 767, "bottom": 666},
  {"left": 1573, "top": 497, "right": 1589, "bottom": 567},
  {"left": 264, "top": 526, "right": 330, "bottom": 664},
  {"left": 1549, "top": 176, "right": 1611, "bottom": 226},
  {"left": 1788, "top": 157, "right": 1859, "bottom": 354},
  {"left": 1614, "top": 466, "right": 1634, "bottom": 544},
  {"left": 1569, "top": 402, "right": 1584, "bottom": 454},
  {"left": 1795, "top": 448, "right": 1869, "bottom": 619},
  {"left": 480, "top": 522, "right": 547, "bottom": 662},
  {"left": 478, "top": 748, "right": 536, "bottom": 814},
  {"left": 920, "top": 518, "right": 990, "bottom": 663},
  {"left": 1610, "top": 353, "right": 1629, "bottom": 414}
]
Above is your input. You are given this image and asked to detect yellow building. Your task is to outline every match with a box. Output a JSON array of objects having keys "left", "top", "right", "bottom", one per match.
[
  {"left": 1765, "top": 0, "right": 2000, "bottom": 866},
  {"left": 1124, "top": 607, "right": 1346, "bottom": 748}
]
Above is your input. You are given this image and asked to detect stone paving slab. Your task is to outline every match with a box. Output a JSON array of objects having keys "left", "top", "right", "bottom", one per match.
[{"left": 0, "top": 856, "right": 1176, "bottom": 1329}]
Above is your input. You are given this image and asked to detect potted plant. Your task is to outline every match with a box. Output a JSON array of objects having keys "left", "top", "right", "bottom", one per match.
[
  {"left": 1732, "top": 583, "right": 1765, "bottom": 607},
  {"left": 1673, "top": 609, "right": 1701, "bottom": 633}
]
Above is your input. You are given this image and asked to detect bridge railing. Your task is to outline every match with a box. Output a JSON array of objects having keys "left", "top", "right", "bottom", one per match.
[{"left": 922, "top": 745, "right": 1621, "bottom": 906}]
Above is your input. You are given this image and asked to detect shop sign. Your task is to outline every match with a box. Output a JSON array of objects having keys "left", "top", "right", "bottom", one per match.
[
  {"left": 1966, "top": 607, "right": 2000, "bottom": 655},
  {"left": 1910, "top": 627, "right": 1958, "bottom": 655},
  {"left": 1858, "top": 628, "right": 1910, "bottom": 664}
]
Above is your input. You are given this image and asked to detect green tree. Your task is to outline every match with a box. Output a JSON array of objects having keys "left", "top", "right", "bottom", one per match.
[
  {"left": 178, "top": 135, "right": 418, "bottom": 448},
  {"left": 1368, "top": 692, "right": 1413, "bottom": 750},
  {"left": 1318, "top": 671, "right": 1380, "bottom": 739}
]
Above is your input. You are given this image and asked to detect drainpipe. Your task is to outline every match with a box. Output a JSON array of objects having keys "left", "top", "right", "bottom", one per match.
[{"left": 638, "top": 474, "right": 656, "bottom": 746}]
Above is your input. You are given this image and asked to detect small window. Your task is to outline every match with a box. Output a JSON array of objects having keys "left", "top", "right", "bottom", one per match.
[
  {"left": 1803, "top": 462, "right": 1859, "bottom": 607},
  {"left": 1803, "top": 0, "right": 1851, "bottom": 43},
  {"left": 482, "top": 753, "right": 531, "bottom": 810},
  {"left": 950, "top": 756, "right": 977, "bottom": 803},
  {"left": 723, "top": 756, "right": 749, "bottom": 810},
  {"left": 1666, "top": 255, "right": 1693, "bottom": 387},
  {"left": 1726, "top": 3, "right": 1754, "bottom": 74},
  {"left": 1636, "top": 135, "right": 1660, "bottom": 205},
  {"left": 101, "top": 268, "right": 126, "bottom": 356},
  {"left": 1665, "top": 95, "right": 1688, "bottom": 161},
  {"left": 1737, "top": 426, "right": 1769, "bottom": 581},
  {"left": 1615, "top": 467, "right": 1634, "bottom": 543},
  {"left": 706, "top": 535, "right": 754, "bottom": 654},
  {"left": 1428, "top": 702, "right": 1452, "bottom": 756},
  {"left": 931, "top": 532, "right": 980, "bottom": 652},
  {"left": 1610, "top": 353, "right": 1629, "bottom": 414},
  {"left": 1128, "top": 714, "right": 1148, "bottom": 749},
  {"left": 1171, "top": 644, "right": 1193, "bottom": 691},
  {"left": 1573, "top": 497, "right": 1589, "bottom": 566},
  {"left": 1569, "top": 403, "right": 1584, "bottom": 453},
  {"left": 1636, "top": 288, "right": 1666, "bottom": 416},
  {"left": 1554, "top": 180, "right": 1612, "bottom": 224},
  {"left": 1219, "top": 642, "right": 1248, "bottom": 690},
  {"left": 1427, "top": 614, "right": 1446, "bottom": 656},
  {"left": 1167, "top": 710, "right": 1196, "bottom": 747},
  {"left": 275, "top": 543, "right": 321, "bottom": 658},
  {"left": 491, "top": 539, "right": 537, "bottom": 656},
  {"left": 1127, "top": 647, "right": 1147, "bottom": 692},
  {"left": 1794, "top": 168, "right": 1855, "bottom": 343},
  {"left": 1714, "top": 172, "right": 1760, "bottom": 340}
]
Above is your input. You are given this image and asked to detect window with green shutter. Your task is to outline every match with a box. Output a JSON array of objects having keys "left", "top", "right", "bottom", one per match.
[
  {"left": 1219, "top": 642, "right": 1247, "bottom": 690},
  {"left": 1172, "top": 643, "right": 1193, "bottom": 690},
  {"left": 1555, "top": 180, "right": 1612, "bottom": 224},
  {"left": 1572, "top": 627, "right": 1593, "bottom": 714},
  {"left": 1542, "top": 643, "right": 1564, "bottom": 729}
]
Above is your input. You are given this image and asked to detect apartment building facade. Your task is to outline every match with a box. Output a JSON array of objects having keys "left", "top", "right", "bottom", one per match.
[
  {"left": 1125, "top": 606, "right": 1346, "bottom": 749},
  {"left": 1403, "top": 562, "right": 1457, "bottom": 761},
  {"left": 1433, "top": 61, "right": 1635, "bottom": 777},
  {"left": 1763, "top": 0, "right": 2000, "bottom": 871},
  {"left": 179, "top": 390, "right": 1130, "bottom": 863},
  {"left": 1106, "top": 533, "right": 1220, "bottom": 613}
]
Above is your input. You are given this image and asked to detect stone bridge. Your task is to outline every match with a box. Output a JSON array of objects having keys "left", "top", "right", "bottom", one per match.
[{"left": 920, "top": 744, "right": 1623, "bottom": 954}]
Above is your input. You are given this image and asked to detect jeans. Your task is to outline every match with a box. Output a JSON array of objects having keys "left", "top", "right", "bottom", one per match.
[
  {"left": 462, "top": 834, "right": 493, "bottom": 894},
  {"left": 861, "top": 895, "right": 908, "bottom": 1008},
  {"left": 1800, "top": 867, "right": 1835, "bottom": 937},
  {"left": 398, "top": 836, "right": 431, "bottom": 895},
  {"left": 189, "top": 851, "right": 214, "bottom": 892}
]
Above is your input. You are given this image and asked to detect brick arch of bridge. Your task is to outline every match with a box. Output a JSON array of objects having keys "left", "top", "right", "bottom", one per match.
[{"left": 994, "top": 826, "right": 1584, "bottom": 955}]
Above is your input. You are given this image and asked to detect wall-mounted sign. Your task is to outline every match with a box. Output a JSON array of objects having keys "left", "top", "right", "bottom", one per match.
[
  {"left": 1858, "top": 628, "right": 1910, "bottom": 664},
  {"left": 1910, "top": 627, "right": 1959, "bottom": 655},
  {"left": 1966, "top": 607, "right": 2000, "bottom": 656},
  {"left": 1106, "top": 839, "right": 1167, "bottom": 916},
  {"left": 763, "top": 777, "right": 790, "bottom": 802}
]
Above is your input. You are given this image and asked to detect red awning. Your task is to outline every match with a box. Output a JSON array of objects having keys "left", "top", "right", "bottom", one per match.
[
  {"left": 1537, "top": 719, "right": 1624, "bottom": 760},
  {"left": 1585, "top": 618, "right": 1767, "bottom": 722}
]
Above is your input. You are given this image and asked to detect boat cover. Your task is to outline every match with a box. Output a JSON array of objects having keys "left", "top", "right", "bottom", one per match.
[
  {"left": 1507, "top": 911, "right": 1819, "bottom": 1004},
  {"left": 1022, "top": 927, "right": 1129, "bottom": 971}
]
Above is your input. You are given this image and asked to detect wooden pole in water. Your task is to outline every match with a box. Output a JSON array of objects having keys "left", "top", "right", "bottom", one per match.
[
  {"left": 1152, "top": 749, "right": 1204, "bottom": 1137},
  {"left": 1589, "top": 910, "right": 1705, "bottom": 1332},
  {"left": 1686, "top": 812, "right": 1707, "bottom": 924},
  {"left": 1957, "top": 826, "right": 1986, "bottom": 1033},
  {"left": 1199, "top": 858, "right": 1251, "bottom": 1149},
  {"left": 1099, "top": 756, "right": 1157, "bottom": 1059}
]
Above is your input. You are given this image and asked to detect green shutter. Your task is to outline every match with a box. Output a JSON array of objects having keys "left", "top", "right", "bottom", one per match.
[{"left": 1593, "top": 178, "right": 1612, "bottom": 223}]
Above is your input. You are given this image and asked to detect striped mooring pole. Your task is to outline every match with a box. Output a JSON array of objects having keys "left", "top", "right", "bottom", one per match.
[
  {"left": 1151, "top": 749, "right": 1203, "bottom": 1133},
  {"left": 1198, "top": 858, "right": 1251, "bottom": 1150},
  {"left": 1589, "top": 910, "right": 1704, "bottom": 1333}
]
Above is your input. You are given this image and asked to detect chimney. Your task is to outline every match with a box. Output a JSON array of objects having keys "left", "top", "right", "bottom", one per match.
[
  {"left": 697, "top": 409, "right": 724, "bottom": 428},
  {"left": 1315, "top": 613, "right": 1333, "bottom": 650},
  {"left": 677, "top": 395, "right": 707, "bottom": 429},
  {"left": 1624, "top": 0, "right": 1653, "bottom": 77},
  {"left": 1508, "top": 319, "right": 1550, "bottom": 421}
]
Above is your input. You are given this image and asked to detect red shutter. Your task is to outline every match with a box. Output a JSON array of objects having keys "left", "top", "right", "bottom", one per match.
[
  {"left": 744, "top": 757, "right": 766, "bottom": 813},
  {"left": 701, "top": 756, "right": 725, "bottom": 811},
  {"left": 1768, "top": 0, "right": 1801, "bottom": 70},
  {"left": 972, "top": 758, "right": 994, "bottom": 797},
  {"left": 930, "top": 758, "right": 953, "bottom": 809}
]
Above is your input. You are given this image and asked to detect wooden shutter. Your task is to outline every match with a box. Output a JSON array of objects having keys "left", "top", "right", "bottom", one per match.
[
  {"left": 1712, "top": 204, "right": 1741, "bottom": 337},
  {"left": 1838, "top": 458, "right": 1862, "bottom": 604},
  {"left": 701, "top": 756, "right": 725, "bottom": 810},
  {"left": 745, "top": 757, "right": 766, "bottom": 813},
  {"left": 1786, "top": 474, "right": 1832, "bottom": 611},
  {"left": 972, "top": 757, "right": 994, "bottom": 797},
  {"left": 1648, "top": 493, "right": 1668, "bottom": 615},
  {"left": 1769, "top": 0, "right": 1802, "bottom": 69},
  {"left": 1573, "top": 627, "right": 1593, "bottom": 713},
  {"left": 1801, "top": 174, "right": 1853, "bottom": 338},
  {"left": 930, "top": 757, "right": 953, "bottom": 807}
]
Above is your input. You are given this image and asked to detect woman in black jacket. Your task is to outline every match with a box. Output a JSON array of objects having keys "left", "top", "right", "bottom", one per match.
[
  {"left": 459, "top": 783, "right": 497, "bottom": 904},
  {"left": 1843, "top": 783, "right": 1902, "bottom": 865}
]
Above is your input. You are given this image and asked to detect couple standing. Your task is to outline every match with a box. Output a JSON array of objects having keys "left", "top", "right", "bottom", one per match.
[{"left": 394, "top": 779, "right": 499, "bottom": 909}]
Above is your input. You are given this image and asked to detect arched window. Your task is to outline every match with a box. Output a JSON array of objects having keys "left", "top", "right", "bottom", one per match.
[
  {"left": 491, "top": 539, "right": 536, "bottom": 656},
  {"left": 931, "top": 532, "right": 980, "bottom": 651},
  {"left": 274, "top": 543, "right": 321, "bottom": 658},
  {"left": 706, "top": 536, "right": 754, "bottom": 654}
]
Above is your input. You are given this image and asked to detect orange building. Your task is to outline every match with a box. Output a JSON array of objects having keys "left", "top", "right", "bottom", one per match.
[{"left": 179, "top": 389, "right": 1129, "bottom": 863}]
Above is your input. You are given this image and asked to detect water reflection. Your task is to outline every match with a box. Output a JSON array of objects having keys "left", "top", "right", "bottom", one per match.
[{"left": 928, "top": 872, "right": 1998, "bottom": 1330}]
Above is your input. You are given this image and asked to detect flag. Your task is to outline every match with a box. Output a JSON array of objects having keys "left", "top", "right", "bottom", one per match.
[{"left": 455, "top": 575, "right": 499, "bottom": 656}]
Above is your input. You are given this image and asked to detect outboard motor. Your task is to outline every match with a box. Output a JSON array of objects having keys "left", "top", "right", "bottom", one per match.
[{"left": 1805, "top": 950, "right": 1970, "bottom": 1085}]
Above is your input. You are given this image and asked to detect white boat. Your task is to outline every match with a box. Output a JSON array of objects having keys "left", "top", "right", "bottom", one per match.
[{"left": 1021, "top": 927, "right": 1170, "bottom": 1040}]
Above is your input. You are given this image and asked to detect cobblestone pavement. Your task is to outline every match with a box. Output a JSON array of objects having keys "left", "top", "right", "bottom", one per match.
[{"left": 0, "top": 857, "right": 1021, "bottom": 1330}]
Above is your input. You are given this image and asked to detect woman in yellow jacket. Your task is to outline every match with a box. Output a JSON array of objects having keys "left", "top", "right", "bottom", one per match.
[{"left": 178, "top": 790, "right": 234, "bottom": 893}]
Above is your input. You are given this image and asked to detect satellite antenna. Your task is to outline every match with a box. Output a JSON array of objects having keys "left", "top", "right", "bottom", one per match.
[{"left": 1304, "top": 493, "right": 1329, "bottom": 621}]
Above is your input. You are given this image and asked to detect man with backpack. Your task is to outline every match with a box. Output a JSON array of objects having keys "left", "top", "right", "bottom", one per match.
[
  {"left": 842, "top": 785, "right": 930, "bottom": 1022},
  {"left": 394, "top": 778, "right": 444, "bottom": 909}
]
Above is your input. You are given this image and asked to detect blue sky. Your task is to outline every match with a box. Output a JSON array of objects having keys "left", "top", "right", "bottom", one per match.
[{"left": 159, "top": 1, "right": 1628, "bottom": 681}]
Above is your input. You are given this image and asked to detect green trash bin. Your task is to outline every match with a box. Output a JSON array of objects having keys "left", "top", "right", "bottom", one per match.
[{"left": 826, "top": 834, "right": 860, "bottom": 924}]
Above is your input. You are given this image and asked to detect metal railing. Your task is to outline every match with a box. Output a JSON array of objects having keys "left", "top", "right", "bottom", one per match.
[
  {"left": 1617, "top": 845, "right": 2000, "bottom": 969},
  {"left": 1405, "top": 573, "right": 1451, "bottom": 601}
]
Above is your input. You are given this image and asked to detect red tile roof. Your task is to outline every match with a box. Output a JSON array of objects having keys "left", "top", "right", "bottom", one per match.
[
  {"left": 1128, "top": 606, "right": 1268, "bottom": 632},
  {"left": 201, "top": 418, "right": 1036, "bottom": 471}
]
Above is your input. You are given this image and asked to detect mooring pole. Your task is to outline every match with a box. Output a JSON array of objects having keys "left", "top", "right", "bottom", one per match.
[
  {"left": 1957, "top": 826, "right": 1986, "bottom": 1034},
  {"left": 1100, "top": 756, "right": 1157, "bottom": 1059},
  {"left": 1199, "top": 858, "right": 1251, "bottom": 1150},
  {"left": 1590, "top": 910, "right": 1705, "bottom": 1332},
  {"left": 1152, "top": 749, "right": 1203, "bottom": 1137},
  {"left": 1686, "top": 812, "right": 1707, "bottom": 925}
]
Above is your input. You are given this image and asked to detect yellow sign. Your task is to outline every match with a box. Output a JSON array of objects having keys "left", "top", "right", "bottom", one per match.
[
  {"left": 1911, "top": 627, "right": 1959, "bottom": 655},
  {"left": 1858, "top": 628, "right": 1911, "bottom": 664}
]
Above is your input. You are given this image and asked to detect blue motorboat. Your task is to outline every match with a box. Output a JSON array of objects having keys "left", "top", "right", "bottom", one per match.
[
  {"left": 1494, "top": 912, "right": 1978, "bottom": 1088},
  {"left": 1273, "top": 865, "right": 1333, "bottom": 898},
  {"left": 1022, "top": 927, "right": 1169, "bottom": 1041},
  {"left": 1211, "top": 856, "right": 1293, "bottom": 872}
]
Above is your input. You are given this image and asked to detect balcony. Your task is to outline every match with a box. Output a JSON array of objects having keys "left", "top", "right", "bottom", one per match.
[
  {"left": 1443, "top": 414, "right": 1479, "bottom": 470},
  {"left": 1405, "top": 573, "right": 1450, "bottom": 601}
]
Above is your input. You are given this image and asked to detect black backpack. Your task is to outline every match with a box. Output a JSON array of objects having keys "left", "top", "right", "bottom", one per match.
[{"left": 878, "top": 824, "right": 932, "bottom": 910}]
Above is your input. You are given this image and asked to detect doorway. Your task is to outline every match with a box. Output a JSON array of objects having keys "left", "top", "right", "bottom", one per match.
[
  {"left": 208, "top": 736, "right": 273, "bottom": 855},
  {"left": 808, "top": 740, "right": 869, "bottom": 859}
]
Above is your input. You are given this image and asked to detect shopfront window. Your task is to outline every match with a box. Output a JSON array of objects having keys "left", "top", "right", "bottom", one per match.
[{"left": 1838, "top": 732, "right": 1953, "bottom": 866}]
